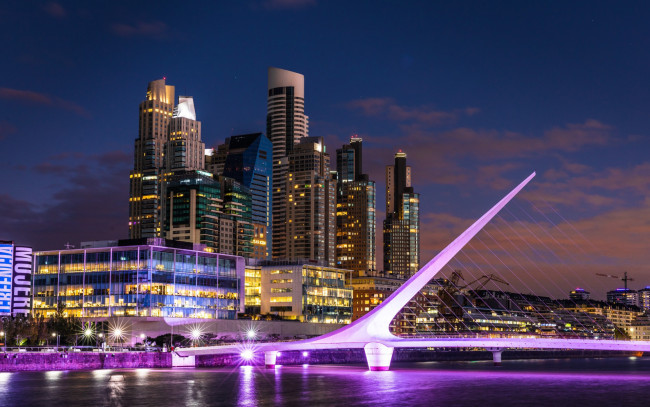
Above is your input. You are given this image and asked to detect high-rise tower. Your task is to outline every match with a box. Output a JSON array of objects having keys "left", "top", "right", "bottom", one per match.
[
  {"left": 267, "top": 67, "right": 309, "bottom": 259},
  {"left": 129, "top": 79, "right": 204, "bottom": 239},
  {"left": 383, "top": 150, "right": 419, "bottom": 278},
  {"left": 284, "top": 137, "right": 336, "bottom": 265},
  {"left": 336, "top": 136, "right": 376, "bottom": 276},
  {"left": 166, "top": 96, "right": 204, "bottom": 172},
  {"left": 207, "top": 133, "right": 272, "bottom": 258},
  {"left": 129, "top": 79, "right": 175, "bottom": 238}
]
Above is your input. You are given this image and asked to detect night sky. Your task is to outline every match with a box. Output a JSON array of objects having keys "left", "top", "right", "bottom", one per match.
[{"left": 2, "top": 1, "right": 650, "bottom": 299}]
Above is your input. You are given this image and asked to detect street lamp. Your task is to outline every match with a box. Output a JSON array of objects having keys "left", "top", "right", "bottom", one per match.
[
  {"left": 52, "top": 332, "right": 59, "bottom": 352},
  {"left": 246, "top": 330, "right": 256, "bottom": 340}
]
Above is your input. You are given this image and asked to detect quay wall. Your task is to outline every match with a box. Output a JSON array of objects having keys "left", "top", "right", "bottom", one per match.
[
  {"left": 0, "top": 352, "right": 171, "bottom": 372},
  {"left": 0, "top": 349, "right": 640, "bottom": 372}
]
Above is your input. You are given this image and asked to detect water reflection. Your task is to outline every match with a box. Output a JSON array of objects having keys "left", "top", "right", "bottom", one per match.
[
  {"left": 237, "top": 365, "right": 256, "bottom": 406},
  {"left": 274, "top": 366, "right": 284, "bottom": 405},
  {"left": 0, "top": 372, "right": 11, "bottom": 399},
  {"left": 2, "top": 358, "right": 650, "bottom": 407},
  {"left": 107, "top": 374, "right": 126, "bottom": 407},
  {"left": 45, "top": 370, "right": 62, "bottom": 381},
  {"left": 92, "top": 369, "right": 112, "bottom": 379}
]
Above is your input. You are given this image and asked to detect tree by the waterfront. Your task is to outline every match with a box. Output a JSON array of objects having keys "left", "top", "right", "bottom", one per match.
[{"left": 0, "top": 303, "right": 81, "bottom": 347}]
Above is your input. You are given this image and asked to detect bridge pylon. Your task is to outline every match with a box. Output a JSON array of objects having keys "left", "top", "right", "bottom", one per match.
[
  {"left": 486, "top": 347, "right": 505, "bottom": 366},
  {"left": 364, "top": 343, "right": 394, "bottom": 371},
  {"left": 265, "top": 351, "right": 278, "bottom": 369}
]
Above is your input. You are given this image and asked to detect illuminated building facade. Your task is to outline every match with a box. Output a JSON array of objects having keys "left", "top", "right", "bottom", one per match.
[
  {"left": 638, "top": 287, "right": 650, "bottom": 312},
  {"left": 284, "top": 137, "right": 336, "bottom": 266},
  {"left": 260, "top": 262, "right": 352, "bottom": 323},
  {"left": 349, "top": 275, "right": 402, "bottom": 321},
  {"left": 207, "top": 133, "right": 272, "bottom": 259},
  {"left": 267, "top": 67, "right": 309, "bottom": 260},
  {"left": 166, "top": 96, "right": 204, "bottom": 172},
  {"left": 32, "top": 239, "right": 245, "bottom": 319},
  {"left": 569, "top": 288, "right": 590, "bottom": 301},
  {"left": 244, "top": 265, "right": 262, "bottom": 315},
  {"left": 631, "top": 315, "right": 650, "bottom": 340},
  {"left": 607, "top": 288, "right": 639, "bottom": 307},
  {"left": 336, "top": 136, "right": 376, "bottom": 276},
  {"left": 165, "top": 171, "right": 253, "bottom": 258},
  {"left": 129, "top": 79, "right": 175, "bottom": 238},
  {"left": 383, "top": 151, "right": 420, "bottom": 278},
  {"left": 129, "top": 79, "right": 204, "bottom": 239},
  {"left": 566, "top": 301, "right": 643, "bottom": 336}
]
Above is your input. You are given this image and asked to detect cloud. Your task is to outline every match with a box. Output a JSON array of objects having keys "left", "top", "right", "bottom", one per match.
[
  {"left": 543, "top": 119, "right": 611, "bottom": 152},
  {"left": 43, "top": 2, "right": 66, "bottom": 18},
  {"left": 347, "top": 97, "right": 479, "bottom": 126},
  {"left": 111, "top": 21, "right": 169, "bottom": 39},
  {"left": 355, "top": 119, "right": 614, "bottom": 189},
  {"left": 521, "top": 161, "right": 650, "bottom": 210},
  {"left": 0, "top": 121, "right": 17, "bottom": 141},
  {"left": 425, "top": 119, "right": 611, "bottom": 159},
  {"left": 475, "top": 163, "right": 522, "bottom": 190},
  {"left": 0, "top": 87, "right": 90, "bottom": 118},
  {"left": 0, "top": 150, "right": 131, "bottom": 250},
  {"left": 262, "top": 0, "right": 317, "bottom": 9}
]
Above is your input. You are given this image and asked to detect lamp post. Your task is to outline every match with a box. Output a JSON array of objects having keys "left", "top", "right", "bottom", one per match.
[{"left": 83, "top": 327, "right": 93, "bottom": 349}]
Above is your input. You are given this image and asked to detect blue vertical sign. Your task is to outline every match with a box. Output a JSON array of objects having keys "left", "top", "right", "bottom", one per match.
[
  {"left": 11, "top": 246, "right": 33, "bottom": 315},
  {"left": 0, "top": 243, "right": 14, "bottom": 314}
]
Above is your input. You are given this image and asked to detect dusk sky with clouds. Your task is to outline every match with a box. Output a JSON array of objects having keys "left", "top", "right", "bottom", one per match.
[{"left": 2, "top": 1, "right": 650, "bottom": 299}]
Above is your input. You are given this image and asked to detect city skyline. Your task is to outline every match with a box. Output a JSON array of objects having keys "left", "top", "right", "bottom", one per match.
[{"left": 2, "top": 2, "right": 650, "bottom": 300}]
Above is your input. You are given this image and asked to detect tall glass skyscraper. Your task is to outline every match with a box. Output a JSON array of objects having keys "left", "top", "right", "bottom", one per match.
[
  {"left": 266, "top": 67, "right": 309, "bottom": 260},
  {"left": 383, "top": 151, "right": 420, "bottom": 279},
  {"left": 165, "top": 171, "right": 253, "bottom": 258},
  {"left": 207, "top": 133, "right": 272, "bottom": 258},
  {"left": 336, "top": 136, "right": 376, "bottom": 276}
]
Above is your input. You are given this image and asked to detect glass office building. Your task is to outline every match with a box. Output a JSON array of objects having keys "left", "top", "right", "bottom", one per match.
[
  {"left": 32, "top": 238, "right": 245, "bottom": 319},
  {"left": 259, "top": 262, "right": 352, "bottom": 324}
]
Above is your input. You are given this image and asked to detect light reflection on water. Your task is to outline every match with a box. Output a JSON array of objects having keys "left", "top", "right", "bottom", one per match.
[
  {"left": 238, "top": 365, "right": 255, "bottom": 406},
  {"left": 1, "top": 358, "right": 650, "bottom": 406}
]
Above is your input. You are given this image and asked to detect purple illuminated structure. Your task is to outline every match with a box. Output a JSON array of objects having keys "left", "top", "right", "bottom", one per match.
[{"left": 176, "top": 172, "right": 650, "bottom": 371}]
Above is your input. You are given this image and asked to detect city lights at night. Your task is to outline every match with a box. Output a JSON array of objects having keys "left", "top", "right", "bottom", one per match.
[{"left": 2, "top": 1, "right": 650, "bottom": 406}]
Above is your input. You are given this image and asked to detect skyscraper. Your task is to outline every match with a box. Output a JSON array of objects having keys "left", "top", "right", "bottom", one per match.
[
  {"left": 165, "top": 171, "right": 253, "bottom": 257},
  {"left": 284, "top": 137, "right": 336, "bottom": 265},
  {"left": 206, "top": 133, "right": 272, "bottom": 258},
  {"left": 129, "top": 79, "right": 175, "bottom": 238},
  {"left": 383, "top": 151, "right": 420, "bottom": 278},
  {"left": 267, "top": 67, "right": 309, "bottom": 259},
  {"left": 129, "top": 79, "right": 205, "bottom": 240},
  {"left": 336, "top": 136, "right": 376, "bottom": 276},
  {"left": 166, "top": 96, "right": 204, "bottom": 172}
]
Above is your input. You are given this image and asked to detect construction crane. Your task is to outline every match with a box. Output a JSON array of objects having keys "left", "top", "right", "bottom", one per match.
[{"left": 596, "top": 271, "right": 634, "bottom": 291}]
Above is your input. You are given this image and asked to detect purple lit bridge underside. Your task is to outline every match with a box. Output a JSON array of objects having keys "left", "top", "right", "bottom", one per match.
[{"left": 175, "top": 172, "right": 650, "bottom": 371}]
